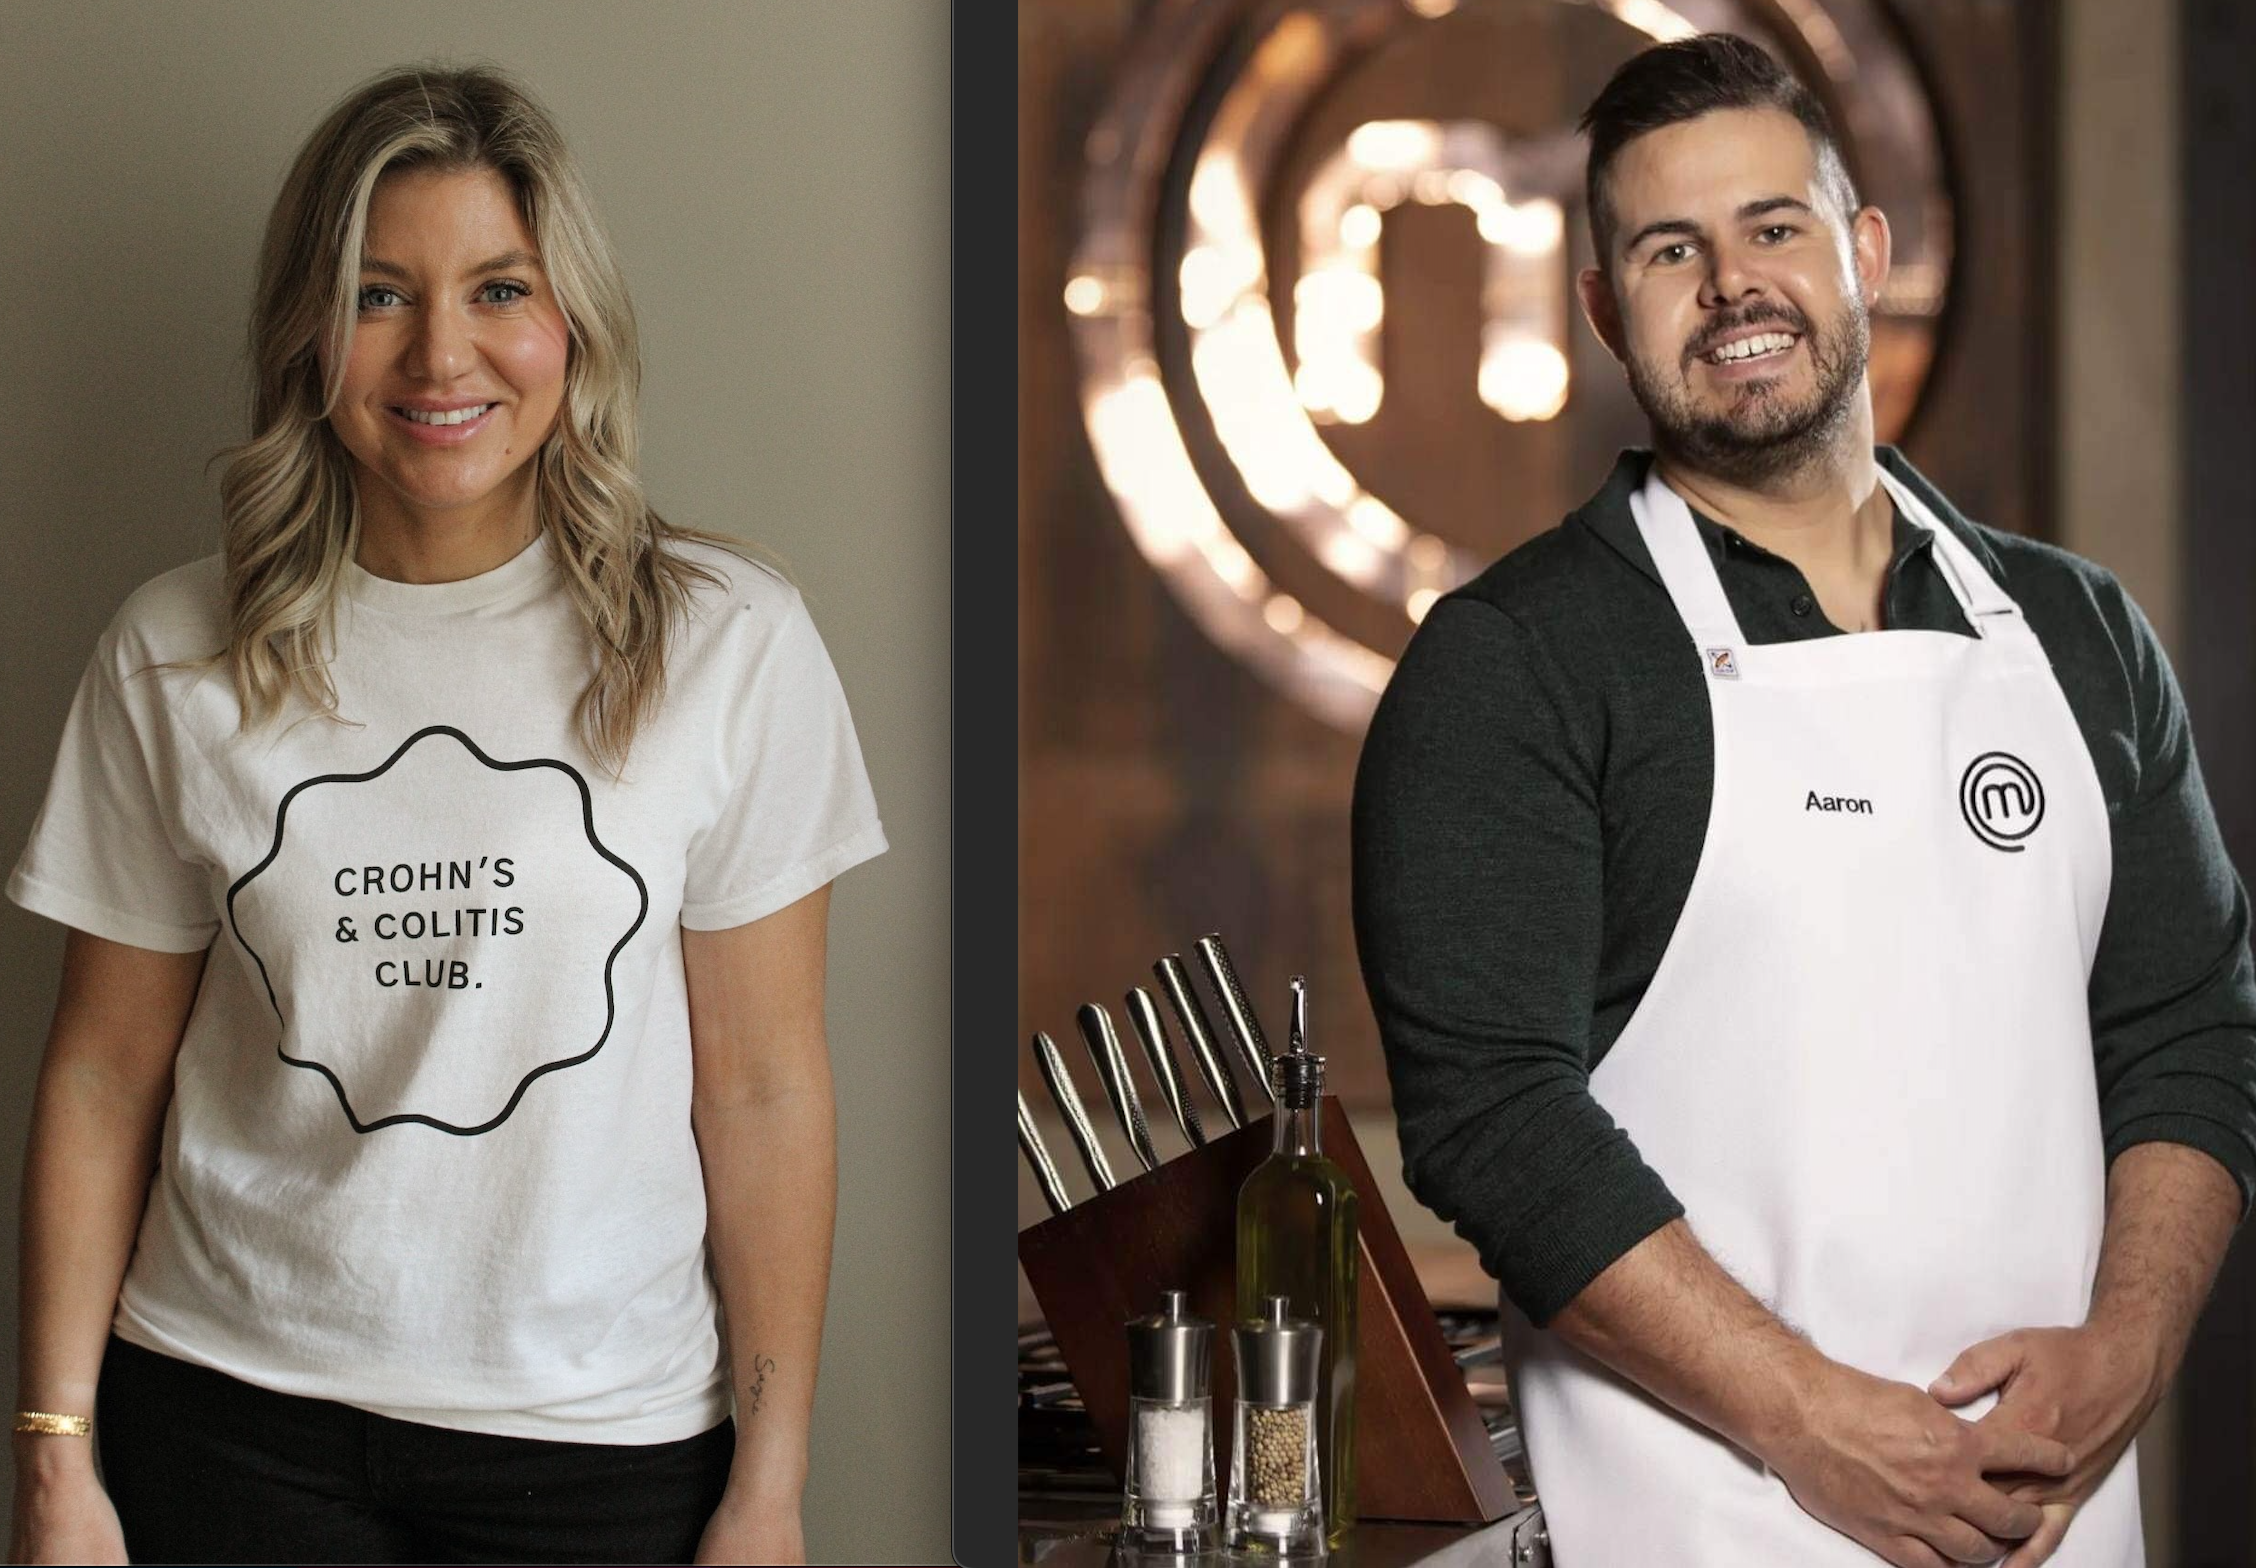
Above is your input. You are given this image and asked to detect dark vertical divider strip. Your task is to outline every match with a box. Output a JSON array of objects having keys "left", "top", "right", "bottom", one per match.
[
  {"left": 952, "top": 3, "right": 1015, "bottom": 1563},
  {"left": 2175, "top": 2, "right": 2256, "bottom": 1562},
  {"left": 2024, "top": 3, "right": 2060, "bottom": 544}
]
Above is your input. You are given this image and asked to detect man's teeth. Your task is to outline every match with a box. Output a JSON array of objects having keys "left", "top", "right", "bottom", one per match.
[
  {"left": 399, "top": 404, "right": 494, "bottom": 425},
  {"left": 1706, "top": 333, "right": 1796, "bottom": 364}
]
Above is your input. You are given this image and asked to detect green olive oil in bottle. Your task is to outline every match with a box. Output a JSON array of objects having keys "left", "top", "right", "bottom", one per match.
[{"left": 1235, "top": 977, "right": 1358, "bottom": 1546}]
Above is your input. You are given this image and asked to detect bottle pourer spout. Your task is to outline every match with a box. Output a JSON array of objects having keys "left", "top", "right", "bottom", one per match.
[{"left": 1273, "top": 976, "right": 1324, "bottom": 1107}]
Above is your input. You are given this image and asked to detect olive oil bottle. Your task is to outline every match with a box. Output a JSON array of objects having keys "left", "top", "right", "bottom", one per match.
[{"left": 1235, "top": 977, "right": 1358, "bottom": 1545}]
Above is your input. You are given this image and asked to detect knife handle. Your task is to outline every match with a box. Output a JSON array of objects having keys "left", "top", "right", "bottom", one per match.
[
  {"left": 1125, "top": 985, "right": 1205, "bottom": 1148},
  {"left": 1155, "top": 955, "right": 1247, "bottom": 1129},
  {"left": 1076, "top": 1003, "right": 1161, "bottom": 1174},
  {"left": 1017, "top": 1091, "right": 1073, "bottom": 1216},
  {"left": 1031, "top": 1031, "right": 1116, "bottom": 1191},
  {"left": 1196, "top": 934, "right": 1277, "bottom": 1104}
]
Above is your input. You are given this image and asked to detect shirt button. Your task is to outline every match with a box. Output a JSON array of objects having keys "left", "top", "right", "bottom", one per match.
[{"left": 1790, "top": 594, "right": 1814, "bottom": 617}]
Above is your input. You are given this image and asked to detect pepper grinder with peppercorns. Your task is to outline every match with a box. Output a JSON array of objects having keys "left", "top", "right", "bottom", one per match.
[{"left": 1226, "top": 1295, "right": 1324, "bottom": 1555}]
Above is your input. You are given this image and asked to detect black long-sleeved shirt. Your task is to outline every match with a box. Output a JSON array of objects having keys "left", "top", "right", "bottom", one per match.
[{"left": 1352, "top": 448, "right": 2256, "bottom": 1326}]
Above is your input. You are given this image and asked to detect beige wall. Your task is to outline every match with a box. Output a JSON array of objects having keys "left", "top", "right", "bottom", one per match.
[
  {"left": 2058, "top": 1, "right": 2181, "bottom": 1561},
  {"left": 0, "top": 4, "right": 949, "bottom": 1561}
]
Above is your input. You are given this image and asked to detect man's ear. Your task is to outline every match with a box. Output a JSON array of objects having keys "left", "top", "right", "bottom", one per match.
[
  {"left": 1577, "top": 265, "right": 1627, "bottom": 365},
  {"left": 1849, "top": 204, "right": 1892, "bottom": 308}
]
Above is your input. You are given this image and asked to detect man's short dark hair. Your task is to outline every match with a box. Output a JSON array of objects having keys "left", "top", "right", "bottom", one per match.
[{"left": 1578, "top": 33, "right": 1857, "bottom": 265}]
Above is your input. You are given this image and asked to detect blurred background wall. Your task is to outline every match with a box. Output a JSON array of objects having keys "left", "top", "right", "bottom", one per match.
[
  {"left": 0, "top": 4, "right": 950, "bottom": 1561},
  {"left": 1019, "top": 1, "right": 2253, "bottom": 1560}
]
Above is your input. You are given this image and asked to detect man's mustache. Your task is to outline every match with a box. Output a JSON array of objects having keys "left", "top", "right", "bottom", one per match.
[{"left": 1683, "top": 304, "right": 1811, "bottom": 366}]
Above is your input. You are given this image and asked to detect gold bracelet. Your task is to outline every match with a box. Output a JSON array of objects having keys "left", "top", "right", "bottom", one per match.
[{"left": 13, "top": 1411, "right": 92, "bottom": 1437}]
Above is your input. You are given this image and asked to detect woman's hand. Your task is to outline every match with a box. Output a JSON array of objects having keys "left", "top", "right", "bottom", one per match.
[
  {"left": 10, "top": 1445, "right": 126, "bottom": 1566},
  {"left": 692, "top": 1482, "right": 805, "bottom": 1565}
]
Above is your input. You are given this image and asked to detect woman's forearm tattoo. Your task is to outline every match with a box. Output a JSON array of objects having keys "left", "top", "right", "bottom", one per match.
[{"left": 746, "top": 1353, "right": 776, "bottom": 1416}]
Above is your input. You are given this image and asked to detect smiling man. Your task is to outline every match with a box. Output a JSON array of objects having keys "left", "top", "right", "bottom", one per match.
[{"left": 1351, "top": 34, "right": 2256, "bottom": 1568}]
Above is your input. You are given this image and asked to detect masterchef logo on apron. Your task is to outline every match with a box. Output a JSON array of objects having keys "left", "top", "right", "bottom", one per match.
[{"left": 1961, "top": 751, "right": 2046, "bottom": 852}]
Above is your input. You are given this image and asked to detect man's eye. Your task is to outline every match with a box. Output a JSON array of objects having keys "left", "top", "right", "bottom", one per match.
[
  {"left": 1654, "top": 242, "right": 1694, "bottom": 265},
  {"left": 357, "top": 285, "right": 402, "bottom": 310},
  {"left": 1757, "top": 224, "right": 1797, "bottom": 243},
  {"left": 478, "top": 280, "right": 531, "bottom": 304}
]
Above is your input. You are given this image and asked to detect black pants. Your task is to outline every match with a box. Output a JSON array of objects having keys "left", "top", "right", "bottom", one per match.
[{"left": 96, "top": 1336, "right": 735, "bottom": 1565}]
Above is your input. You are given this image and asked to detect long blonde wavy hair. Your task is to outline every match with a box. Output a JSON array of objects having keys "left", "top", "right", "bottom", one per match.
[{"left": 217, "top": 62, "right": 742, "bottom": 770}]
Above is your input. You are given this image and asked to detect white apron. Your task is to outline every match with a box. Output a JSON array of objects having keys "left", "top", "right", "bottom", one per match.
[{"left": 1503, "top": 466, "right": 2143, "bottom": 1565}]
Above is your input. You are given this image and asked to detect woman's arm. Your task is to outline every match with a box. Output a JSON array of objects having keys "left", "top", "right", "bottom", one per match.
[
  {"left": 12, "top": 929, "right": 205, "bottom": 1566},
  {"left": 681, "top": 885, "right": 839, "bottom": 1567}
]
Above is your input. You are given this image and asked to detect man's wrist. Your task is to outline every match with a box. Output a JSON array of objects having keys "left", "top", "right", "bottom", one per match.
[
  {"left": 2078, "top": 1305, "right": 2174, "bottom": 1412},
  {"left": 1734, "top": 1335, "right": 1834, "bottom": 1468}
]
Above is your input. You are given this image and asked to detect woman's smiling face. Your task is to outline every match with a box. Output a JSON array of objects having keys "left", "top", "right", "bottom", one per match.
[{"left": 327, "top": 165, "right": 571, "bottom": 537}]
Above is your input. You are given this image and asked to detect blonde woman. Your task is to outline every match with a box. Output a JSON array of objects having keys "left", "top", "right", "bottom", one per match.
[{"left": 7, "top": 64, "right": 882, "bottom": 1565}]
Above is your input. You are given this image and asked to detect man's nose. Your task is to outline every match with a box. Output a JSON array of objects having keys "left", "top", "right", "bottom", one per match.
[{"left": 1698, "top": 241, "right": 1767, "bottom": 311}]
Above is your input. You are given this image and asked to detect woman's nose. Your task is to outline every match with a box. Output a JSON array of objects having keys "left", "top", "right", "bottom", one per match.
[{"left": 403, "top": 302, "right": 476, "bottom": 381}]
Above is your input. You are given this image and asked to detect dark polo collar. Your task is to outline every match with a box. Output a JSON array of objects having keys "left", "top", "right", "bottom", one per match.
[{"left": 1566, "top": 445, "right": 2002, "bottom": 589}]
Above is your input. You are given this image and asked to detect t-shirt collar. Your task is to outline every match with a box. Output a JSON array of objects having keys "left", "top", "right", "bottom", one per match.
[{"left": 341, "top": 528, "right": 557, "bottom": 616}]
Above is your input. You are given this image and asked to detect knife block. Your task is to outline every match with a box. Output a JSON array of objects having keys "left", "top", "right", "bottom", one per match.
[{"left": 1016, "top": 1097, "right": 1513, "bottom": 1524}]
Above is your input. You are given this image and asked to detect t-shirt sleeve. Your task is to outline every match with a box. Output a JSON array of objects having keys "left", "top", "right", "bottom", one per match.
[
  {"left": 2085, "top": 588, "right": 2256, "bottom": 1211},
  {"left": 1352, "top": 595, "right": 1685, "bottom": 1325},
  {"left": 7, "top": 640, "right": 220, "bottom": 953},
  {"left": 678, "top": 590, "right": 887, "bottom": 930}
]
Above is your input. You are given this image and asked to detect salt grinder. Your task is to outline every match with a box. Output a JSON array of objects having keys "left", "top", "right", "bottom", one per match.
[
  {"left": 1227, "top": 1295, "right": 1326, "bottom": 1555},
  {"left": 1123, "top": 1289, "right": 1218, "bottom": 1552}
]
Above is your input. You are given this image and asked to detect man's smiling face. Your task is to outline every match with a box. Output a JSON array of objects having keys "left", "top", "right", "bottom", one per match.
[{"left": 1582, "top": 106, "right": 1887, "bottom": 484}]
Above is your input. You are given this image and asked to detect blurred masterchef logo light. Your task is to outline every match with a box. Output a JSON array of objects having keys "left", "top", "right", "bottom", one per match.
[
  {"left": 1064, "top": 0, "right": 1949, "bottom": 731},
  {"left": 1297, "top": 120, "right": 1570, "bottom": 426}
]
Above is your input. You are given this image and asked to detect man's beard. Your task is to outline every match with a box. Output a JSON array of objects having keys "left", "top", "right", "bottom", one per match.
[{"left": 1626, "top": 297, "right": 1870, "bottom": 488}]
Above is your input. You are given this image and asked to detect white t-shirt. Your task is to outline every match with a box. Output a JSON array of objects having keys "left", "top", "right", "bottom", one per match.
[{"left": 7, "top": 533, "right": 886, "bottom": 1442}]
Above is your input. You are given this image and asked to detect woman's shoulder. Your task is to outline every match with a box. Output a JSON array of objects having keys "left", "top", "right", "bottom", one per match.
[
  {"left": 662, "top": 532, "right": 808, "bottom": 632},
  {"left": 99, "top": 554, "right": 228, "bottom": 670},
  {"left": 654, "top": 533, "right": 861, "bottom": 713}
]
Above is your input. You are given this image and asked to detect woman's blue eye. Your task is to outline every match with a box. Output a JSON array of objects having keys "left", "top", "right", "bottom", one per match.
[
  {"left": 479, "top": 280, "right": 531, "bottom": 304},
  {"left": 357, "top": 285, "right": 402, "bottom": 309}
]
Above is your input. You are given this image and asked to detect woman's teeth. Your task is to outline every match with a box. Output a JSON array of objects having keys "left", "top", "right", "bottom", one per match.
[
  {"left": 1705, "top": 333, "right": 1796, "bottom": 364},
  {"left": 399, "top": 404, "right": 494, "bottom": 425}
]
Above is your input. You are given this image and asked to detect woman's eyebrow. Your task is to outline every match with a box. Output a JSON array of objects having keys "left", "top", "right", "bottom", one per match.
[
  {"left": 357, "top": 249, "right": 543, "bottom": 278},
  {"left": 468, "top": 248, "right": 542, "bottom": 273}
]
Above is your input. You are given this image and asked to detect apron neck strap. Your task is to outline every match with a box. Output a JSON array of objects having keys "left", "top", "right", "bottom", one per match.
[
  {"left": 1873, "top": 467, "right": 2024, "bottom": 633},
  {"left": 1631, "top": 465, "right": 1745, "bottom": 648},
  {"left": 1631, "top": 459, "right": 2028, "bottom": 648}
]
